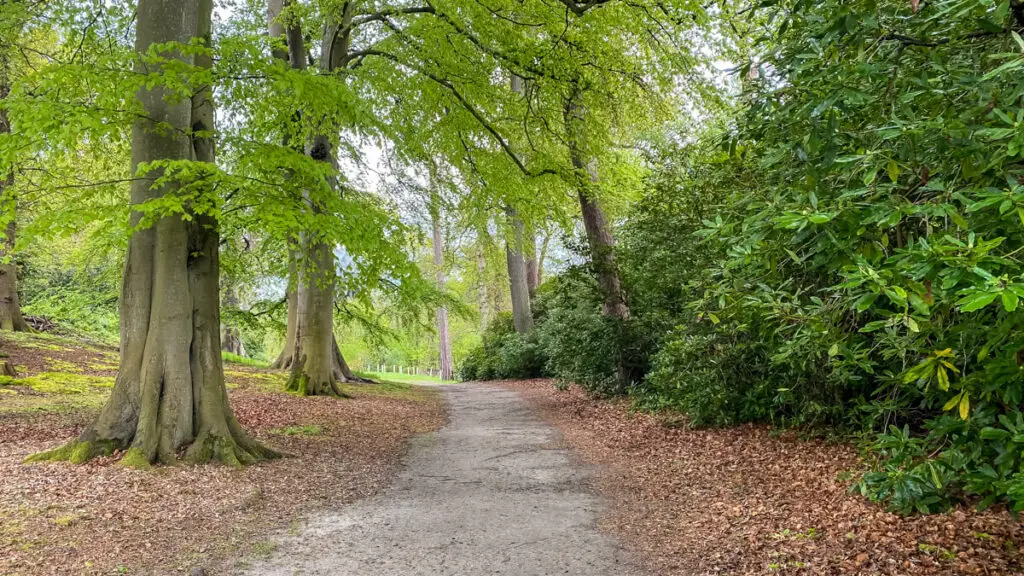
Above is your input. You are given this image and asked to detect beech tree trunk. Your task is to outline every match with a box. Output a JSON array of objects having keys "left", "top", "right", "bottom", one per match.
[
  {"left": 430, "top": 197, "right": 453, "bottom": 381},
  {"left": 505, "top": 207, "right": 533, "bottom": 333},
  {"left": 221, "top": 286, "right": 246, "bottom": 357},
  {"left": 566, "top": 86, "right": 629, "bottom": 321},
  {"left": 30, "top": 0, "right": 275, "bottom": 467},
  {"left": 270, "top": 4, "right": 363, "bottom": 393},
  {"left": 0, "top": 69, "right": 28, "bottom": 332}
]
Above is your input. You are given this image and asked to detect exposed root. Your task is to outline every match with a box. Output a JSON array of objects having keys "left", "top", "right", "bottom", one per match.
[
  {"left": 118, "top": 447, "right": 153, "bottom": 470},
  {"left": 285, "top": 371, "right": 353, "bottom": 398},
  {"left": 25, "top": 432, "right": 280, "bottom": 469},
  {"left": 24, "top": 439, "right": 119, "bottom": 464},
  {"left": 184, "top": 433, "right": 267, "bottom": 469}
]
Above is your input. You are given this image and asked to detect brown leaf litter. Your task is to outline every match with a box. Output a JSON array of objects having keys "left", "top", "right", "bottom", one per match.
[
  {"left": 501, "top": 379, "right": 1024, "bottom": 576},
  {"left": 0, "top": 335, "right": 445, "bottom": 575}
]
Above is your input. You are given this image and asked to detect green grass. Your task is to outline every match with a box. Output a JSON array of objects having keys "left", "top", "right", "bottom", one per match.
[
  {"left": 358, "top": 371, "right": 457, "bottom": 384},
  {"left": 222, "top": 351, "right": 269, "bottom": 368}
]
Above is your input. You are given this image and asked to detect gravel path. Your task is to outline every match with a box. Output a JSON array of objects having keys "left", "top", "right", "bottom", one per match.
[{"left": 243, "top": 383, "right": 642, "bottom": 575}]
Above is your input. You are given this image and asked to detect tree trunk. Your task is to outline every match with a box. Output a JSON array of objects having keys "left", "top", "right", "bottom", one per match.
[
  {"left": 525, "top": 224, "right": 539, "bottom": 300},
  {"left": 286, "top": 234, "right": 345, "bottom": 395},
  {"left": 431, "top": 197, "right": 453, "bottom": 381},
  {"left": 29, "top": 0, "right": 275, "bottom": 467},
  {"left": 566, "top": 86, "right": 629, "bottom": 321},
  {"left": 504, "top": 207, "right": 533, "bottom": 333},
  {"left": 475, "top": 227, "right": 491, "bottom": 331},
  {"left": 276, "top": 6, "right": 363, "bottom": 394},
  {"left": 272, "top": 249, "right": 361, "bottom": 382},
  {"left": 0, "top": 69, "right": 28, "bottom": 333},
  {"left": 271, "top": 248, "right": 298, "bottom": 368},
  {"left": 221, "top": 286, "right": 246, "bottom": 357}
]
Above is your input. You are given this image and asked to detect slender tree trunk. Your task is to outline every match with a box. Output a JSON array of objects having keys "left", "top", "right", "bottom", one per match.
[
  {"left": 30, "top": 0, "right": 275, "bottom": 467},
  {"left": 504, "top": 207, "right": 533, "bottom": 333},
  {"left": 221, "top": 286, "right": 246, "bottom": 357},
  {"left": 0, "top": 68, "right": 28, "bottom": 332},
  {"left": 525, "top": 224, "right": 539, "bottom": 299},
  {"left": 475, "top": 238, "right": 488, "bottom": 331},
  {"left": 430, "top": 196, "right": 453, "bottom": 381},
  {"left": 538, "top": 228, "right": 550, "bottom": 288},
  {"left": 566, "top": 86, "right": 629, "bottom": 321}
]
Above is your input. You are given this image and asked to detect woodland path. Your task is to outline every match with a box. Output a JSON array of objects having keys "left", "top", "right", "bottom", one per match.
[{"left": 243, "top": 383, "right": 642, "bottom": 575}]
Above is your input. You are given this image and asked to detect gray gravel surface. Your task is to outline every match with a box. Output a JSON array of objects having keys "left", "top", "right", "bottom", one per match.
[{"left": 242, "top": 383, "right": 642, "bottom": 576}]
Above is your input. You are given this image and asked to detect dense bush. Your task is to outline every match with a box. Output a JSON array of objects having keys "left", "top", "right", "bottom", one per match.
[{"left": 458, "top": 312, "right": 546, "bottom": 381}]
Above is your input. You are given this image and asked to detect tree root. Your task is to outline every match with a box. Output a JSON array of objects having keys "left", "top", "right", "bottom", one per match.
[
  {"left": 285, "top": 372, "right": 354, "bottom": 398},
  {"left": 25, "top": 435, "right": 280, "bottom": 469},
  {"left": 24, "top": 439, "right": 119, "bottom": 465}
]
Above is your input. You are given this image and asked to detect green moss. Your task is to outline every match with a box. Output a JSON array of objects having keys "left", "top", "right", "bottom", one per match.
[
  {"left": 45, "top": 359, "right": 83, "bottom": 373},
  {"left": 24, "top": 439, "right": 118, "bottom": 464},
  {"left": 4, "top": 371, "right": 115, "bottom": 395},
  {"left": 118, "top": 447, "right": 153, "bottom": 470},
  {"left": 269, "top": 424, "right": 324, "bottom": 436},
  {"left": 251, "top": 540, "right": 278, "bottom": 559},
  {"left": 285, "top": 373, "right": 309, "bottom": 395},
  {"left": 52, "top": 514, "right": 81, "bottom": 527}
]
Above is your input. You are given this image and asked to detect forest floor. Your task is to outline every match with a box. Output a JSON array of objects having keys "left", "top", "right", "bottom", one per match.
[
  {"left": 502, "top": 379, "right": 1024, "bottom": 576},
  {"left": 0, "top": 331, "right": 446, "bottom": 576}
]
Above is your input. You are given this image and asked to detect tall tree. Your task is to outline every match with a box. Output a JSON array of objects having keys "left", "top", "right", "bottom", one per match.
[
  {"left": 504, "top": 207, "right": 534, "bottom": 333},
  {"left": 0, "top": 6, "right": 29, "bottom": 332},
  {"left": 31, "top": 0, "right": 275, "bottom": 467},
  {"left": 430, "top": 193, "right": 453, "bottom": 380},
  {"left": 266, "top": 0, "right": 362, "bottom": 390},
  {"left": 566, "top": 84, "right": 629, "bottom": 320}
]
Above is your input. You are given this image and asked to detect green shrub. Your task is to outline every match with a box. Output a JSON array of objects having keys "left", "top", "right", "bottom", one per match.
[{"left": 458, "top": 312, "right": 547, "bottom": 381}]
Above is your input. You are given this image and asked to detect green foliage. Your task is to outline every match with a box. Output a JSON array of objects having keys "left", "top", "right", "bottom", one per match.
[
  {"left": 458, "top": 312, "right": 546, "bottom": 381},
  {"left": 455, "top": 0, "right": 1024, "bottom": 517},
  {"left": 533, "top": 268, "right": 649, "bottom": 396},
  {"left": 222, "top": 351, "right": 267, "bottom": 368}
]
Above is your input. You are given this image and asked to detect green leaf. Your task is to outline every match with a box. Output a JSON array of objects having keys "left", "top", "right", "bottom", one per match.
[
  {"left": 943, "top": 391, "right": 962, "bottom": 412},
  {"left": 936, "top": 365, "right": 949, "bottom": 390},
  {"left": 980, "top": 427, "right": 1010, "bottom": 440},
  {"left": 959, "top": 391, "right": 970, "bottom": 420},
  {"left": 854, "top": 292, "right": 878, "bottom": 312},
  {"left": 958, "top": 291, "right": 999, "bottom": 312},
  {"left": 1003, "top": 290, "right": 1019, "bottom": 312},
  {"left": 906, "top": 316, "right": 920, "bottom": 333}
]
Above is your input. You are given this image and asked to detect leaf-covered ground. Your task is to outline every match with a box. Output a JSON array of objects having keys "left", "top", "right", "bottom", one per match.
[
  {"left": 502, "top": 379, "right": 1024, "bottom": 576},
  {"left": 0, "top": 332, "right": 446, "bottom": 575}
]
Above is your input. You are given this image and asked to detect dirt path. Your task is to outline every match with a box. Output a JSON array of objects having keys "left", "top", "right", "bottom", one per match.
[{"left": 243, "top": 383, "right": 642, "bottom": 575}]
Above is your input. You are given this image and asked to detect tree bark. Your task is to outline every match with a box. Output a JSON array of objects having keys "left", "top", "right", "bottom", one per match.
[
  {"left": 273, "top": 4, "right": 366, "bottom": 394},
  {"left": 504, "top": 207, "right": 533, "bottom": 333},
  {"left": 565, "top": 86, "right": 629, "bottom": 321},
  {"left": 0, "top": 67, "right": 28, "bottom": 332},
  {"left": 525, "top": 224, "right": 539, "bottom": 299},
  {"left": 221, "top": 285, "right": 246, "bottom": 357},
  {"left": 475, "top": 237, "right": 489, "bottom": 331},
  {"left": 430, "top": 196, "right": 453, "bottom": 381},
  {"left": 29, "top": 0, "right": 275, "bottom": 467}
]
